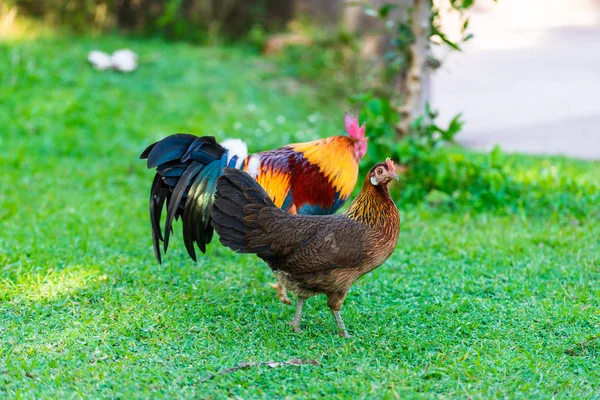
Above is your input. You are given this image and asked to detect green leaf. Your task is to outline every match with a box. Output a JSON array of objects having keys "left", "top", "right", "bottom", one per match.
[
  {"left": 490, "top": 145, "right": 505, "bottom": 167},
  {"left": 411, "top": 115, "right": 424, "bottom": 131},
  {"left": 368, "top": 98, "right": 383, "bottom": 115},
  {"left": 379, "top": 3, "right": 399, "bottom": 18},
  {"left": 446, "top": 113, "right": 464, "bottom": 138},
  {"left": 451, "top": 0, "right": 475, "bottom": 10},
  {"left": 431, "top": 25, "right": 462, "bottom": 51}
]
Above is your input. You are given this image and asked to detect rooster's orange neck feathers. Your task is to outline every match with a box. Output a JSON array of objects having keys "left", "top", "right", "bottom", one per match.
[{"left": 289, "top": 136, "right": 358, "bottom": 199}]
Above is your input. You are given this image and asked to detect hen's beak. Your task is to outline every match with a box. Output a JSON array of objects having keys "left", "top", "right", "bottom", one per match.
[{"left": 390, "top": 171, "right": 399, "bottom": 181}]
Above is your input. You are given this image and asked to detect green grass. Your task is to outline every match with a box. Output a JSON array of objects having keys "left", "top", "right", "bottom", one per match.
[{"left": 1, "top": 35, "right": 599, "bottom": 399}]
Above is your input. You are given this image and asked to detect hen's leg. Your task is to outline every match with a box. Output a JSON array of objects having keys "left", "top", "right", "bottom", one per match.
[
  {"left": 327, "top": 292, "right": 350, "bottom": 338},
  {"left": 269, "top": 279, "right": 291, "bottom": 304},
  {"left": 331, "top": 310, "right": 350, "bottom": 338},
  {"left": 288, "top": 296, "right": 306, "bottom": 333}
]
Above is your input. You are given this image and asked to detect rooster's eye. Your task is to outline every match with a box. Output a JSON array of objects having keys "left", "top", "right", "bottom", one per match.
[{"left": 377, "top": 167, "right": 383, "bottom": 175}]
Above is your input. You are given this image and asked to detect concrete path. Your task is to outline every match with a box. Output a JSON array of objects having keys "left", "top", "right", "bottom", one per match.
[{"left": 432, "top": 0, "right": 600, "bottom": 160}]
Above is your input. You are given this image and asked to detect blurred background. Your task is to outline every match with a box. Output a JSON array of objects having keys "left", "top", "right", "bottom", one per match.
[
  {"left": 435, "top": 0, "right": 600, "bottom": 160},
  {"left": 1, "top": 0, "right": 599, "bottom": 210},
  {"left": 1, "top": 2, "right": 599, "bottom": 397}
]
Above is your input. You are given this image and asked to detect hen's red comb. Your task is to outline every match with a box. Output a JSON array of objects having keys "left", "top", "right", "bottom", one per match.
[
  {"left": 385, "top": 157, "right": 395, "bottom": 171},
  {"left": 344, "top": 110, "right": 366, "bottom": 139}
]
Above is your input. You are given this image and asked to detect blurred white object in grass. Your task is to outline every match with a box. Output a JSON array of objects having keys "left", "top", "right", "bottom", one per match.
[
  {"left": 87, "top": 50, "right": 112, "bottom": 70},
  {"left": 111, "top": 49, "right": 138, "bottom": 72},
  {"left": 87, "top": 49, "right": 138, "bottom": 72}
]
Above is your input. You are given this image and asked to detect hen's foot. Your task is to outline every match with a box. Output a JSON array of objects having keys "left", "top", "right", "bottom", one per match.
[
  {"left": 269, "top": 282, "right": 291, "bottom": 304},
  {"left": 287, "top": 321, "right": 304, "bottom": 334},
  {"left": 339, "top": 330, "right": 351, "bottom": 338}
]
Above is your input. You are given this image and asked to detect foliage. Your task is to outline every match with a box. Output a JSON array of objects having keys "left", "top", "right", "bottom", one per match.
[
  {"left": 5, "top": 0, "right": 116, "bottom": 33},
  {"left": 5, "top": 0, "right": 288, "bottom": 41},
  {"left": 1, "top": 36, "right": 599, "bottom": 398},
  {"left": 246, "top": 23, "right": 267, "bottom": 50},
  {"left": 0, "top": 1, "right": 56, "bottom": 39},
  {"left": 271, "top": 8, "right": 599, "bottom": 215},
  {"left": 343, "top": 1, "right": 542, "bottom": 212},
  {"left": 355, "top": 0, "right": 477, "bottom": 102},
  {"left": 351, "top": 93, "right": 600, "bottom": 216},
  {"left": 430, "top": 0, "right": 477, "bottom": 52},
  {"left": 274, "top": 22, "right": 360, "bottom": 99}
]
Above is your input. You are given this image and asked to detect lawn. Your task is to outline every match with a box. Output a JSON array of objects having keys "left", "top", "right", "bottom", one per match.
[{"left": 1, "top": 35, "right": 599, "bottom": 399}]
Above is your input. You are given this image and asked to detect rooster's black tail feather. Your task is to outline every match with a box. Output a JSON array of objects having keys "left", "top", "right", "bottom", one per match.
[{"left": 141, "top": 134, "right": 240, "bottom": 263}]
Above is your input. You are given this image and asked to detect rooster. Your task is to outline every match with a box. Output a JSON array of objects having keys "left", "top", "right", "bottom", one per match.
[
  {"left": 139, "top": 111, "right": 368, "bottom": 303},
  {"left": 211, "top": 159, "right": 400, "bottom": 337}
]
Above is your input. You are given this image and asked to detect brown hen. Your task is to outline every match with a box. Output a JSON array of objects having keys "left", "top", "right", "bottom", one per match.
[{"left": 210, "top": 159, "right": 400, "bottom": 337}]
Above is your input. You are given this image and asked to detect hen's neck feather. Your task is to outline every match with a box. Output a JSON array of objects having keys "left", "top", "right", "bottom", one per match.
[{"left": 345, "top": 177, "right": 398, "bottom": 227}]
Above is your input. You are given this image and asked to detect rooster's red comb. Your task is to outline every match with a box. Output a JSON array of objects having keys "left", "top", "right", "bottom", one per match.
[
  {"left": 385, "top": 157, "right": 395, "bottom": 171},
  {"left": 344, "top": 110, "right": 366, "bottom": 140}
]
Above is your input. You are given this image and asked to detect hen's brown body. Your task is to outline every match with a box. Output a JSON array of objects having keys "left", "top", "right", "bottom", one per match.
[{"left": 211, "top": 160, "right": 400, "bottom": 337}]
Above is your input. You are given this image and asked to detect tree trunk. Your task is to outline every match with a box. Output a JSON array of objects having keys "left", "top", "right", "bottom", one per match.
[
  {"left": 342, "top": 0, "right": 362, "bottom": 32},
  {"left": 397, "top": 0, "right": 432, "bottom": 136},
  {"left": 116, "top": 0, "right": 138, "bottom": 29},
  {"left": 342, "top": 0, "right": 411, "bottom": 58},
  {"left": 295, "top": 0, "right": 342, "bottom": 26}
]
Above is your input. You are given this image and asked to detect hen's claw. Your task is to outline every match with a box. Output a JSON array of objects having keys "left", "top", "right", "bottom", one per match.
[{"left": 288, "top": 321, "right": 304, "bottom": 334}]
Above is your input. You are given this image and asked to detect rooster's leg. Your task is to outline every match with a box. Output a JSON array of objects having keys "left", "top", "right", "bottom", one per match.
[
  {"left": 269, "top": 279, "right": 291, "bottom": 304},
  {"left": 288, "top": 296, "right": 306, "bottom": 333}
]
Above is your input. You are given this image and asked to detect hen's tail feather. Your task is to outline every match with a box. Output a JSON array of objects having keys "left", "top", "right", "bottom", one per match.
[
  {"left": 211, "top": 168, "right": 276, "bottom": 255},
  {"left": 141, "top": 134, "right": 229, "bottom": 263}
]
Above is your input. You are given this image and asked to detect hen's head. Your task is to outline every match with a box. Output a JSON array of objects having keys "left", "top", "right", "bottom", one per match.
[
  {"left": 344, "top": 110, "right": 368, "bottom": 160},
  {"left": 369, "top": 158, "right": 399, "bottom": 186}
]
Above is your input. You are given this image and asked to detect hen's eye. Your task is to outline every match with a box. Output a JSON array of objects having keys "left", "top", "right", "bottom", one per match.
[{"left": 377, "top": 167, "right": 383, "bottom": 175}]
